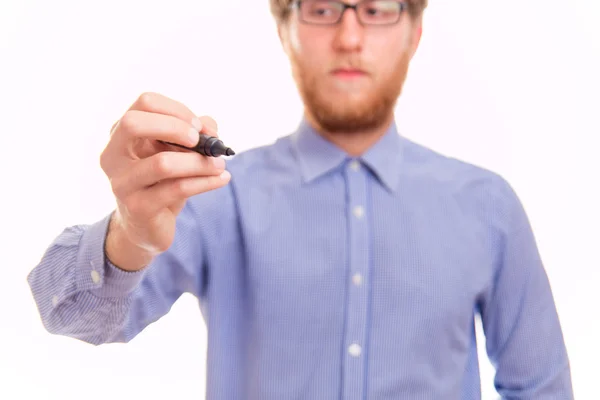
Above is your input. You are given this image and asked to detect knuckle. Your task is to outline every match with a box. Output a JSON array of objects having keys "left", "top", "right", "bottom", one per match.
[
  {"left": 137, "top": 92, "right": 156, "bottom": 109},
  {"left": 118, "top": 111, "right": 137, "bottom": 135},
  {"left": 172, "top": 178, "right": 191, "bottom": 197},
  {"left": 99, "top": 147, "right": 118, "bottom": 177},
  {"left": 152, "top": 152, "right": 172, "bottom": 178},
  {"left": 99, "top": 150, "right": 108, "bottom": 172}
]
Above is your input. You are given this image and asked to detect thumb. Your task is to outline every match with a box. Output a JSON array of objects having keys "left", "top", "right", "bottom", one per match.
[{"left": 198, "top": 115, "right": 219, "bottom": 137}]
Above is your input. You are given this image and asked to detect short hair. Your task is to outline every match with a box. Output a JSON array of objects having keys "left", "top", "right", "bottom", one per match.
[{"left": 270, "top": 0, "right": 428, "bottom": 25}]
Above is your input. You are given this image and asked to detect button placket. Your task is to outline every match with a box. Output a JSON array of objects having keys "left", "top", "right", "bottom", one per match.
[{"left": 341, "top": 159, "right": 370, "bottom": 399}]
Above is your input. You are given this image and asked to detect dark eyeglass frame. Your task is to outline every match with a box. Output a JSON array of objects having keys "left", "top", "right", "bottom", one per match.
[{"left": 290, "top": 0, "right": 408, "bottom": 26}]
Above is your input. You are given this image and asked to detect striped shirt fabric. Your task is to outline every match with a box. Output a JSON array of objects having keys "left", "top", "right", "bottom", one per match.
[{"left": 27, "top": 118, "right": 573, "bottom": 399}]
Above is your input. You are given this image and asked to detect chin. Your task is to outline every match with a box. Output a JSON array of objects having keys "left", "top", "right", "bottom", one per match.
[
  {"left": 321, "top": 86, "right": 373, "bottom": 105},
  {"left": 297, "top": 73, "right": 398, "bottom": 134},
  {"left": 326, "top": 95, "right": 376, "bottom": 116},
  {"left": 309, "top": 89, "right": 394, "bottom": 133},
  {"left": 328, "top": 79, "right": 373, "bottom": 95}
]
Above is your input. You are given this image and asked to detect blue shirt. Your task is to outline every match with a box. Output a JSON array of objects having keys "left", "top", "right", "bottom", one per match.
[{"left": 27, "top": 118, "right": 573, "bottom": 399}]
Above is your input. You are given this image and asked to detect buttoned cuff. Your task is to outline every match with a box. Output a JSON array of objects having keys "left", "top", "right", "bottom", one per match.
[{"left": 75, "top": 212, "right": 147, "bottom": 298}]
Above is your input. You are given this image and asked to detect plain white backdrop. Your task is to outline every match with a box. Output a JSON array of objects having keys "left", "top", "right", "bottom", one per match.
[{"left": 1, "top": 0, "right": 598, "bottom": 399}]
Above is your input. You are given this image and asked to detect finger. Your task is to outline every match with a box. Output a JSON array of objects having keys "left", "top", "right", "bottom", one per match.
[
  {"left": 198, "top": 115, "right": 219, "bottom": 137},
  {"left": 115, "top": 110, "right": 200, "bottom": 148},
  {"left": 125, "top": 172, "right": 231, "bottom": 218},
  {"left": 128, "top": 92, "right": 203, "bottom": 132},
  {"left": 157, "top": 114, "right": 221, "bottom": 152},
  {"left": 112, "top": 151, "right": 226, "bottom": 198}
]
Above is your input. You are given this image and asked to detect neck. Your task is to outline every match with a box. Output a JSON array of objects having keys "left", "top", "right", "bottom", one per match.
[{"left": 304, "top": 111, "right": 395, "bottom": 157}]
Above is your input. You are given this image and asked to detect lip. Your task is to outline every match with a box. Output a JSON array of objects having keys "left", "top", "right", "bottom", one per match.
[{"left": 331, "top": 68, "right": 367, "bottom": 79}]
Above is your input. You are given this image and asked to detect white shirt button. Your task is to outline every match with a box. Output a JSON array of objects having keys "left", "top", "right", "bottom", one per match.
[
  {"left": 52, "top": 295, "right": 59, "bottom": 307},
  {"left": 353, "top": 206, "right": 364, "bottom": 219},
  {"left": 352, "top": 273, "right": 363, "bottom": 286},
  {"left": 348, "top": 343, "right": 362, "bottom": 357},
  {"left": 349, "top": 160, "right": 360, "bottom": 171},
  {"left": 90, "top": 270, "right": 101, "bottom": 284}
]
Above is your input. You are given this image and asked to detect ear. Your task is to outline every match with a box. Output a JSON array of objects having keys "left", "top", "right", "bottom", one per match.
[
  {"left": 410, "top": 19, "right": 423, "bottom": 58},
  {"left": 278, "top": 23, "right": 283, "bottom": 44},
  {"left": 277, "top": 23, "right": 290, "bottom": 55}
]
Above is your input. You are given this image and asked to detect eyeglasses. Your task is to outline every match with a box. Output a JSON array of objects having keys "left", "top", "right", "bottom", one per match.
[{"left": 291, "top": 0, "right": 408, "bottom": 26}]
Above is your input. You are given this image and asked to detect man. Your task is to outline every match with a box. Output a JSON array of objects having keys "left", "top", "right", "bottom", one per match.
[{"left": 27, "top": 0, "right": 574, "bottom": 398}]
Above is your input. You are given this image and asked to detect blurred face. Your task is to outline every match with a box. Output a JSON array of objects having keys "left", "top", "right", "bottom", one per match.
[{"left": 279, "top": 0, "right": 422, "bottom": 135}]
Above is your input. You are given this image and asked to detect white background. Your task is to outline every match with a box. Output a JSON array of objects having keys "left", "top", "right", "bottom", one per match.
[{"left": 1, "top": 0, "right": 598, "bottom": 399}]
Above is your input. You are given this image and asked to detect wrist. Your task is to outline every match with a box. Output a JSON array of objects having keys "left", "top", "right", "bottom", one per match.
[{"left": 105, "top": 213, "right": 154, "bottom": 272}]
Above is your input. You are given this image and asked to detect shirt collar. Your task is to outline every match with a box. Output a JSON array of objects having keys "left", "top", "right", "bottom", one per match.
[{"left": 290, "top": 117, "right": 404, "bottom": 192}]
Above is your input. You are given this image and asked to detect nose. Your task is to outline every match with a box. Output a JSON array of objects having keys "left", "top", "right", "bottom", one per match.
[{"left": 332, "top": 9, "right": 364, "bottom": 51}]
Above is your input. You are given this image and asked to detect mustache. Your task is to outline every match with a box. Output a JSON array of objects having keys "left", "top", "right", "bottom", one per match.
[{"left": 330, "top": 56, "right": 367, "bottom": 68}]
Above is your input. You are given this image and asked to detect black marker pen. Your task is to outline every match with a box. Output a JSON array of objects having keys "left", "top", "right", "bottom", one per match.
[{"left": 161, "top": 134, "right": 235, "bottom": 157}]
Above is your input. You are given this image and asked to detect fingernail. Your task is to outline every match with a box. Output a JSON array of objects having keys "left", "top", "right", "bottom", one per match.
[
  {"left": 213, "top": 157, "right": 225, "bottom": 169},
  {"left": 191, "top": 117, "right": 202, "bottom": 132},
  {"left": 219, "top": 170, "right": 231, "bottom": 180},
  {"left": 188, "top": 127, "right": 199, "bottom": 146}
]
